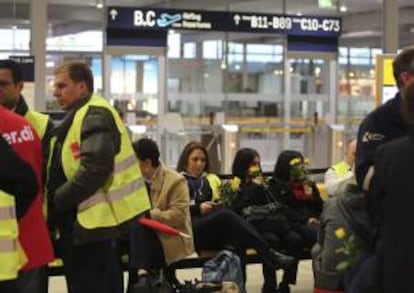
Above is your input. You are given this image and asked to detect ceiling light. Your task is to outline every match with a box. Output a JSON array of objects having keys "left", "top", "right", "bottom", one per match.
[
  {"left": 222, "top": 124, "right": 239, "bottom": 132},
  {"left": 96, "top": 0, "right": 103, "bottom": 9},
  {"left": 339, "top": 5, "right": 347, "bottom": 12}
]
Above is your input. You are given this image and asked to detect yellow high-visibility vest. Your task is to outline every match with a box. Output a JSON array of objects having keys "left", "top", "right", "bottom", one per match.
[
  {"left": 0, "top": 191, "right": 25, "bottom": 281},
  {"left": 332, "top": 161, "right": 351, "bottom": 177},
  {"left": 24, "top": 110, "right": 49, "bottom": 140},
  {"left": 61, "top": 95, "right": 151, "bottom": 229},
  {"left": 25, "top": 110, "right": 49, "bottom": 217}
]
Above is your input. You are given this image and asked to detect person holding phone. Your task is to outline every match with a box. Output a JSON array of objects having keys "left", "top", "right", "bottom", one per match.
[{"left": 177, "top": 142, "right": 294, "bottom": 291}]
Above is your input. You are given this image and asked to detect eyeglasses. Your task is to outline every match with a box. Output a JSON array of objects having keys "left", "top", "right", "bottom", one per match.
[{"left": 0, "top": 80, "right": 13, "bottom": 88}]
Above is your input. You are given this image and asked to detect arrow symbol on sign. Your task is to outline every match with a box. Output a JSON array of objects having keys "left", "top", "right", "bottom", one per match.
[
  {"left": 110, "top": 9, "right": 118, "bottom": 20},
  {"left": 234, "top": 14, "right": 241, "bottom": 25}
]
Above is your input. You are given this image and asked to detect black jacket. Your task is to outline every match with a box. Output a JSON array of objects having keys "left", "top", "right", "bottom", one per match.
[
  {"left": 0, "top": 136, "right": 37, "bottom": 219},
  {"left": 48, "top": 95, "right": 122, "bottom": 244},
  {"left": 267, "top": 178, "right": 323, "bottom": 225},
  {"left": 232, "top": 182, "right": 269, "bottom": 214},
  {"left": 14, "top": 96, "right": 54, "bottom": 185},
  {"left": 183, "top": 173, "right": 214, "bottom": 217},
  {"left": 370, "top": 133, "right": 414, "bottom": 293},
  {"left": 355, "top": 93, "right": 406, "bottom": 189}
]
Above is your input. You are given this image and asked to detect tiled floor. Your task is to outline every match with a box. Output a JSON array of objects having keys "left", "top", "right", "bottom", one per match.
[{"left": 48, "top": 260, "right": 314, "bottom": 292}]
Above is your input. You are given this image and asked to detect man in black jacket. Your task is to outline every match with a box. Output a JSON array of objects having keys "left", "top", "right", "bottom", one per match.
[
  {"left": 48, "top": 62, "right": 123, "bottom": 293},
  {"left": 368, "top": 76, "right": 414, "bottom": 292},
  {"left": 0, "top": 60, "right": 54, "bottom": 184},
  {"left": 355, "top": 46, "right": 414, "bottom": 191},
  {"left": 47, "top": 61, "right": 152, "bottom": 293}
]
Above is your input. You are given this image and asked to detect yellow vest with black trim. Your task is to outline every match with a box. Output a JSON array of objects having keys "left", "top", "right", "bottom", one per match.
[
  {"left": 0, "top": 191, "right": 21, "bottom": 281},
  {"left": 61, "top": 95, "right": 151, "bottom": 229},
  {"left": 24, "top": 110, "right": 49, "bottom": 140},
  {"left": 332, "top": 161, "right": 351, "bottom": 178}
]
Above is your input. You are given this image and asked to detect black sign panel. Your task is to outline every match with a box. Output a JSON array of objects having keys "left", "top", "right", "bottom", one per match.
[
  {"left": 229, "top": 13, "right": 341, "bottom": 37},
  {"left": 9, "top": 55, "right": 35, "bottom": 82},
  {"left": 287, "top": 35, "right": 339, "bottom": 53},
  {"left": 106, "top": 28, "right": 167, "bottom": 47},
  {"left": 108, "top": 7, "right": 230, "bottom": 32},
  {"left": 107, "top": 7, "right": 341, "bottom": 38}
]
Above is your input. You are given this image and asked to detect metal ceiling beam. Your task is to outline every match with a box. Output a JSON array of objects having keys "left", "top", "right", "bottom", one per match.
[{"left": 0, "top": 2, "right": 412, "bottom": 46}]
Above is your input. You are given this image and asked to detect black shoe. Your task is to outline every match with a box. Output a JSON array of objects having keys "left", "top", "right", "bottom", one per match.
[
  {"left": 127, "top": 274, "right": 151, "bottom": 293},
  {"left": 267, "top": 249, "right": 295, "bottom": 271},
  {"left": 262, "top": 284, "right": 278, "bottom": 293},
  {"left": 276, "top": 282, "right": 290, "bottom": 293}
]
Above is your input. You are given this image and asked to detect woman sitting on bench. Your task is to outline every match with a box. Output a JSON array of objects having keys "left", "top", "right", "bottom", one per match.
[
  {"left": 128, "top": 138, "right": 194, "bottom": 292},
  {"left": 269, "top": 150, "right": 323, "bottom": 246},
  {"left": 176, "top": 141, "right": 294, "bottom": 288},
  {"left": 231, "top": 148, "right": 304, "bottom": 293}
]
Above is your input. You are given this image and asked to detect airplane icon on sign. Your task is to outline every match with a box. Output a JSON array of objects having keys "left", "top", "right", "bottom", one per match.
[{"left": 157, "top": 13, "right": 182, "bottom": 27}]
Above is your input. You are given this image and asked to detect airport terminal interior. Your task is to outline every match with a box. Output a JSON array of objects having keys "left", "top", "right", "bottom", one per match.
[{"left": 1, "top": 0, "right": 413, "bottom": 292}]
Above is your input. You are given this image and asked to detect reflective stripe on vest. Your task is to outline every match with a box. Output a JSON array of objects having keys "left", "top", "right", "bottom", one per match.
[
  {"left": 78, "top": 176, "right": 145, "bottom": 211},
  {"left": 0, "top": 191, "right": 20, "bottom": 281},
  {"left": 0, "top": 239, "right": 17, "bottom": 253},
  {"left": 332, "top": 161, "right": 351, "bottom": 177},
  {"left": 61, "top": 95, "right": 151, "bottom": 229},
  {"left": 24, "top": 110, "right": 49, "bottom": 140},
  {"left": 0, "top": 206, "right": 15, "bottom": 221}
]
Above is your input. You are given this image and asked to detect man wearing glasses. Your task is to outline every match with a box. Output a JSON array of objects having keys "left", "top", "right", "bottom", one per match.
[{"left": 0, "top": 59, "right": 54, "bottom": 182}]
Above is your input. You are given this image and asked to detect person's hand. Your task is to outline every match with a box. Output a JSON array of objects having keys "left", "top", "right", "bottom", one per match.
[
  {"left": 304, "top": 184, "right": 313, "bottom": 197},
  {"left": 211, "top": 200, "right": 223, "bottom": 210},
  {"left": 307, "top": 217, "right": 320, "bottom": 228},
  {"left": 200, "top": 202, "right": 215, "bottom": 215},
  {"left": 252, "top": 176, "right": 264, "bottom": 185}
]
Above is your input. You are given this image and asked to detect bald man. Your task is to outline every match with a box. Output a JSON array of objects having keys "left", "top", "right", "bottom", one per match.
[{"left": 324, "top": 139, "right": 356, "bottom": 197}]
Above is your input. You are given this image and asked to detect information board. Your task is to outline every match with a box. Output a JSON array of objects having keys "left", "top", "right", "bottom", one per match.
[{"left": 376, "top": 54, "right": 398, "bottom": 106}]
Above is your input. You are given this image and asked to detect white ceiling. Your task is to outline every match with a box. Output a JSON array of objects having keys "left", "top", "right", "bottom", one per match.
[{"left": 0, "top": 0, "right": 413, "bottom": 47}]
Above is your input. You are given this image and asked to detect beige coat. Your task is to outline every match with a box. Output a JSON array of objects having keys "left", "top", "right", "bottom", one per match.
[{"left": 149, "top": 164, "right": 194, "bottom": 265}]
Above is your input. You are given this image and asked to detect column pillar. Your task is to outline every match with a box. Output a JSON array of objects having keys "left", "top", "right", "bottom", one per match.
[
  {"left": 30, "top": 0, "right": 47, "bottom": 111},
  {"left": 383, "top": 0, "right": 399, "bottom": 53},
  {"left": 329, "top": 59, "right": 338, "bottom": 124},
  {"left": 282, "top": 0, "right": 291, "bottom": 149}
]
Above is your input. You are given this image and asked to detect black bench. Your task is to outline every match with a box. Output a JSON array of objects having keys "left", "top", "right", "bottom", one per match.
[{"left": 47, "top": 168, "right": 326, "bottom": 277}]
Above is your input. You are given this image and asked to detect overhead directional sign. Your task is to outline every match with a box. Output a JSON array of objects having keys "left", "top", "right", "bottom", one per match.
[
  {"left": 108, "top": 7, "right": 229, "bottom": 31},
  {"left": 229, "top": 12, "right": 341, "bottom": 37},
  {"left": 107, "top": 7, "right": 341, "bottom": 38}
]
